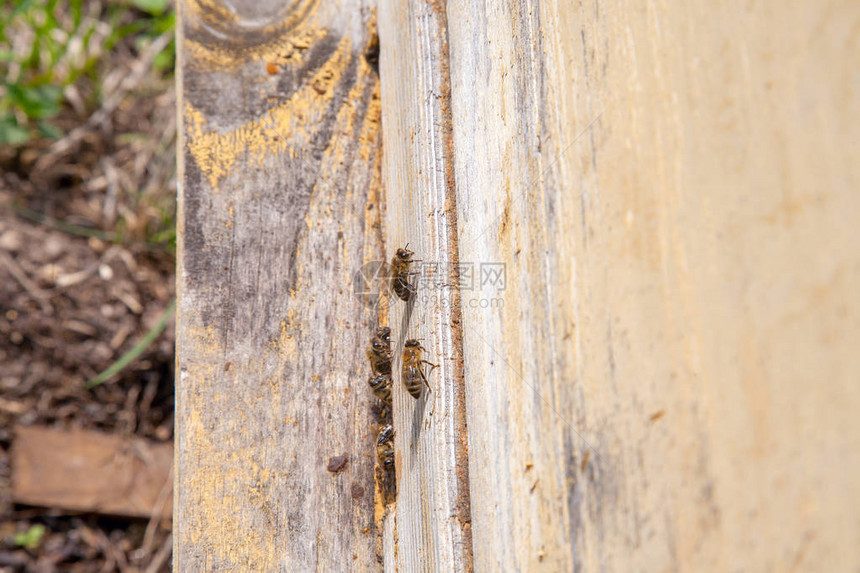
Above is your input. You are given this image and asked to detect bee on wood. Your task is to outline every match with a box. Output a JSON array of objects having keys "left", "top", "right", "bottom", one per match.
[
  {"left": 401, "top": 339, "right": 438, "bottom": 398},
  {"left": 368, "top": 373, "right": 393, "bottom": 404},
  {"left": 367, "top": 327, "right": 392, "bottom": 376},
  {"left": 376, "top": 425, "right": 395, "bottom": 469},
  {"left": 389, "top": 245, "right": 419, "bottom": 301},
  {"left": 375, "top": 326, "right": 391, "bottom": 346}
]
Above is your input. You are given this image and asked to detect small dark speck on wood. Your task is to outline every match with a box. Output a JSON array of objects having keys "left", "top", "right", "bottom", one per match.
[
  {"left": 327, "top": 455, "right": 348, "bottom": 474},
  {"left": 650, "top": 410, "right": 666, "bottom": 422},
  {"left": 351, "top": 483, "right": 365, "bottom": 498}
]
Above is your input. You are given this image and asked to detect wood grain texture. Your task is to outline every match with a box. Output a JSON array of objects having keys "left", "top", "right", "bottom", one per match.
[
  {"left": 382, "top": 509, "right": 396, "bottom": 571},
  {"left": 378, "top": 1, "right": 473, "bottom": 571},
  {"left": 176, "top": 0, "right": 385, "bottom": 569},
  {"left": 447, "top": 0, "right": 860, "bottom": 571}
]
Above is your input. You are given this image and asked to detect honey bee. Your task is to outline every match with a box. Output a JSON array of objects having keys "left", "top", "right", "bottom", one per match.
[
  {"left": 376, "top": 424, "right": 395, "bottom": 469},
  {"left": 389, "top": 245, "right": 418, "bottom": 301},
  {"left": 368, "top": 373, "right": 393, "bottom": 404},
  {"left": 401, "top": 339, "right": 438, "bottom": 398},
  {"left": 375, "top": 326, "right": 391, "bottom": 346},
  {"left": 367, "top": 327, "right": 392, "bottom": 375}
]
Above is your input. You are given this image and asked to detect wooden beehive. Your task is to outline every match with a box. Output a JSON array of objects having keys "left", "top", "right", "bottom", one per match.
[{"left": 176, "top": 1, "right": 860, "bottom": 570}]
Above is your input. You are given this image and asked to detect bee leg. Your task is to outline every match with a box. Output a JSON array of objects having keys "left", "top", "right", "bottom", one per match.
[
  {"left": 418, "top": 369, "right": 432, "bottom": 392},
  {"left": 420, "top": 361, "right": 439, "bottom": 391}
]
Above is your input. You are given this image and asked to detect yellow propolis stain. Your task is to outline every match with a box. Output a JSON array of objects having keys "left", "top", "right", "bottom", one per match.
[
  {"left": 185, "top": 35, "right": 353, "bottom": 191},
  {"left": 181, "top": 351, "right": 288, "bottom": 568},
  {"left": 184, "top": 324, "right": 221, "bottom": 363},
  {"left": 189, "top": 0, "right": 238, "bottom": 26},
  {"left": 274, "top": 314, "right": 298, "bottom": 360},
  {"left": 184, "top": 26, "right": 323, "bottom": 74},
  {"left": 359, "top": 83, "right": 382, "bottom": 162},
  {"left": 183, "top": 0, "right": 322, "bottom": 72}
]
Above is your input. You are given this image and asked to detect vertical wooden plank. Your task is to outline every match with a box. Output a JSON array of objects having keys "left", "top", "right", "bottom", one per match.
[
  {"left": 175, "top": 0, "right": 384, "bottom": 569},
  {"left": 448, "top": 0, "right": 860, "bottom": 571},
  {"left": 378, "top": 1, "right": 473, "bottom": 571},
  {"left": 446, "top": 2, "right": 574, "bottom": 569},
  {"left": 382, "top": 509, "right": 397, "bottom": 571}
]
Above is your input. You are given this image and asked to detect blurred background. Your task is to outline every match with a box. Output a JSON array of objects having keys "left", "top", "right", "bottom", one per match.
[{"left": 0, "top": 1, "right": 177, "bottom": 571}]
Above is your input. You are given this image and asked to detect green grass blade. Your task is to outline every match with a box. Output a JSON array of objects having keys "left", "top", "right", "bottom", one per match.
[{"left": 86, "top": 298, "right": 176, "bottom": 388}]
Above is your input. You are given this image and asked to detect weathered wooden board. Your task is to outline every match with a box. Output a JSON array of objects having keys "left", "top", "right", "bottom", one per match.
[
  {"left": 175, "top": 0, "right": 385, "bottom": 569},
  {"left": 448, "top": 0, "right": 860, "bottom": 571},
  {"left": 177, "top": 0, "right": 859, "bottom": 569},
  {"left": 11, "top": 425, "right": 172, "bottom": 519},
  {"left": 378, "top": 1, "right": 473, "bottom": 571}
]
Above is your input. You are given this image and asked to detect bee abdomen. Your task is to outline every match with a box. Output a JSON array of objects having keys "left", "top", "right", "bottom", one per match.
[
  {"left": 376, "top": 425, "right": 395, "bottom": 469},
  {"left": 368, "top": 374, "right": 393, "bottom": 403},
  {"left": 402, "top": 366, "right": 423, "bottom": 398},
  {"left": 376, "top": 358, "right": 392, "bottom": 375},
  {"left": 367, "top": 349, "right": 392, "bottom": 375},
  {"left": 392, "top": 274, "right": 415, "bottom": 301}
]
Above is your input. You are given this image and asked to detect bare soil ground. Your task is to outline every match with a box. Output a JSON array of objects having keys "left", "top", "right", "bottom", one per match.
[{"left": 0, "top": 7, "right": 177, "bottom": 571}]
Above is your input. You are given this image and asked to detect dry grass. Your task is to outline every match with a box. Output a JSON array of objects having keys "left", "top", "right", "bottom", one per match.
[{"left": 0, "top": 2, "right": 177, "bottom": 571}]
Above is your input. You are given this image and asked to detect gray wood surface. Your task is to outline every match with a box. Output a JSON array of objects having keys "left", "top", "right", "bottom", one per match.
[
  {"left": 175, "top": 0, "right": 385, "bottom": 569},
  {"left": 378, "top": 1, "right": 473, "bottom": 571}
]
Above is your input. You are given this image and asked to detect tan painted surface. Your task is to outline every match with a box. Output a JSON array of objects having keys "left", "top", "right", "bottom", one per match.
[
  {"left": 176, "top": 0, "right": 385, "bottom": 569},
  {"left": 447, "top": 0, "right": 860, "bottom": 571}
]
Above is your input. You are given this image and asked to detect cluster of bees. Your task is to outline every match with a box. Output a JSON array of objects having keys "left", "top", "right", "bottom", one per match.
[{"left": 367, "top": 246, "right": 438, "bottom": 474}]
